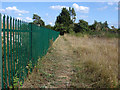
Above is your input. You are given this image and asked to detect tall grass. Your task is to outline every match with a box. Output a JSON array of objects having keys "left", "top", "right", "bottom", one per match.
[{"left": 65, "top": 34, "right": 118, "bottom": 88}]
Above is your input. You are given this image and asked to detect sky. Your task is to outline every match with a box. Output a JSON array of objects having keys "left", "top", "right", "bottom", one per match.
[{"left": 0, "top": 2, "right": 118, "bottom": 28}]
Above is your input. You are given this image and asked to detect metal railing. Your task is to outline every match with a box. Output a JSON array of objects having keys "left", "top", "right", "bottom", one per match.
[{"left": 0, "top": 13, "right": 59, "bottom": 89}]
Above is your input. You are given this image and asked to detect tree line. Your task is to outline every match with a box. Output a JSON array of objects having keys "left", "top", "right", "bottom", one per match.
[{"left": 32, "top": 7, "right": 119, "bottom": 36}]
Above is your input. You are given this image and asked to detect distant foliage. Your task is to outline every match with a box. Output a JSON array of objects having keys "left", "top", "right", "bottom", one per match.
[
  {"left": 89, "top": 20, "right": 109, "bottom": 32},
  {"left": 31, "top": 7, "right": 118, "bottom": 37},
  {"left": 73, "top": 20, "right": 90, "bottom": 33},
  {"left": 71, "top": 19, "right": 118, "bottom": 38},
  {"left": 33, "top": 14, "right": 45, "bottom": 26},
  {"left": 45, "top": 24, "right": 54, "bottom": 30}
]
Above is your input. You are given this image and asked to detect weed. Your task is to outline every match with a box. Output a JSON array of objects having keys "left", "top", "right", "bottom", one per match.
[{"left": 9, "top": 74, "right": 23, "bottom": 89}]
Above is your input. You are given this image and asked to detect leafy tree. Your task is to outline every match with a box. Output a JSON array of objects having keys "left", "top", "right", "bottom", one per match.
[
  {"left": 54, "top": 7, "right": 73, "bottom": 34},
  {"left": 68, "top": 24, "right": 74, "bottom": 33},
  {"left": 96, "top": 22, "right": 102, "bottom": 31},
  {"left": 103, "top": 21, "right": 109, "bottom": 28},
  {"left": 69, "top": 7, "right": 76, "bottom": 22},
  {"left": 72, "top": 8, "right": 76, "bottom": 22},
  {"left": 89, "top": 20, "right": 98, "bottom": 31},
  {"left": 89, "top": 20, "right": 109, "bottom": 32},
  {"left": 54, "top": 23, "right": 67, "bottom": 35},
  {"left": 45, "top": 24, "right": 54, "bottom": 30},
  {"left": 69, "top": 7, "right": 72, "bottom": 18},
  {"left": 33, "top": 14, "right": 45, "bottom": 26},
  {"left": 73, "top": 20, "right": 89, "bottom": 33},
  {"left": 55, "top": 8, "right": 73, "bottom": 26}
]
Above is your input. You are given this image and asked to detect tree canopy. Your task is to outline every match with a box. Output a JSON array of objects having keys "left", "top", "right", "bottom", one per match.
[
  {"left": 55, "top": 8, "right": 73, "bottom": 26},
  {"left": 73, "top": 20, "right": 89, "bottom": 33},
  {"left": 69, "top": 7, "right": 76, "bottom": 23},
  {"left": 89, "top": 20, "right": 109, "bottom": 32},
  {"left": 54, "top": 7, "right": 73, "bottom": 34},
  {"left": 33, "top": 14, "right": 45, "bottom": 26}
]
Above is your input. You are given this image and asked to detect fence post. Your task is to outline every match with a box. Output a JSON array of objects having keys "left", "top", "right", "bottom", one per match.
[
  {"left": 29, "top": 23, "right": 32, "bottom": 61},
  {"left": 29, "top": 23, "right": 33, "bottom": 72},
  {"left": 0, "top": 13, "right": 2, "bottom": 89}
]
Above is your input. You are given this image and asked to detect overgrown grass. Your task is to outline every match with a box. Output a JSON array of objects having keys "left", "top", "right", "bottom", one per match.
[
  {"left": 65, "top": 34, "right": 118, "bottom": 88},
  {"left": 71, "top": 56, "right": 118, "bottom": 88}
]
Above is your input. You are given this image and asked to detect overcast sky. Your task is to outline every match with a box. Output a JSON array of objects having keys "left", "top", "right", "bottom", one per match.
[{"left": 0, "top": 2, "right": 118, "bottom": 28}]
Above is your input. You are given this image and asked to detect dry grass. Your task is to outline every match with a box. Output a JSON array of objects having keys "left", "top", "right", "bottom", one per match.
[{"left": 65, "top": 34, "right": 118, "bottom": 88}]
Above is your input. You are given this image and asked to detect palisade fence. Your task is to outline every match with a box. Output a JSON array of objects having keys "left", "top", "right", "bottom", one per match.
[{"left": 0, "top": 13, "right": 59, "bottom": 89}]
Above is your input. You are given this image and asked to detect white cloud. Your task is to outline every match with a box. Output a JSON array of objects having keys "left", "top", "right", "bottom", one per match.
[
  {"left": 25, "top": 17, "right": 32, "bottom": 22},
  {"left": 15, "top": 10, "right": 29, "bottom": 14},
  {"left": 33, "top": 13, "right": 37, "bottom": 14},
  {"left": 18, "top": 13, "right": 22, "bottom": 16},
  {"left": 98, "top": 6, "right": 108, "bottom": 10},
  {"left": 49, "top": 22, "right": 53, "bottom": 25},
  {"left": 6, "top": 6, "right": 17, "bottom": 10},
  {"left": 108, "top": 2, "right": 114, "bottom": 5},
  {"left": 72, "top": 3, "right": 89, "bottom": 13},
  {"left": 50, "top": 5, "right": 69, "bottom": 10},
  {"left": 50, "top": 3, "right": 89, "bottom": 13},
  {"left": 5, "top": 6, "right": 29, "bottom": 14}
]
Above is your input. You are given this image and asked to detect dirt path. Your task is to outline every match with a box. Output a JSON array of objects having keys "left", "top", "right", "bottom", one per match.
[
  {"left": 48, "top": 36, "right": 74, "bottom": 88},
  {"left": 23, "top": 35, "right": 75, "bottom": 88}
]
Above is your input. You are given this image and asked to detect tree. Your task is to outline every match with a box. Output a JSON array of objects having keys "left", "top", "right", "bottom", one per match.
[
  {"left": 55, "top": 7, "right": 73, "bottom": 34},
  {"left": 69, "top": 7, "right": 72, "bottom": 18},
  {"left": 45, "top": 24, "right": 54, "bottom": 30},
  {"left": 72, "top": 8, "right": 76, "bottom": 22},
  {"left": 96, "top": 22, "right": 102, "bottom": 31},
  {"left": 33, "top": 14, "right": 45, "bottom": 26},
  {"left": 69, "top": 7, "right": 76, "bottom": 23},
  {"left": 103, "top": 21, "right": 109, "bottom": 28},
  {"left": 54, "top": 23, "right": 67, "bottom": 35},
  {"left": 89, "top": 20, "right": 109, "bottom": 32},
  {"left": 55, "top": 8, "right": 72, "bottom": 26},
  {"left": 73, "top": 19, "right": 89, "bottom": 33},
  {"left": 89, "top": 20, "right": 97, "bottom": 31}
]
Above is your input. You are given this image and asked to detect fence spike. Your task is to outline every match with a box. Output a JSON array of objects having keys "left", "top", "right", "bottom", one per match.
[{"left": 7, "top": 15, "right": 11, "bottom": 86}]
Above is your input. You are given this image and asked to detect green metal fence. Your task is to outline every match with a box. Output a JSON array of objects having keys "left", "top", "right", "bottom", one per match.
[{"left": 0, "top": 14, "right": 59, "bottom": 89}]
